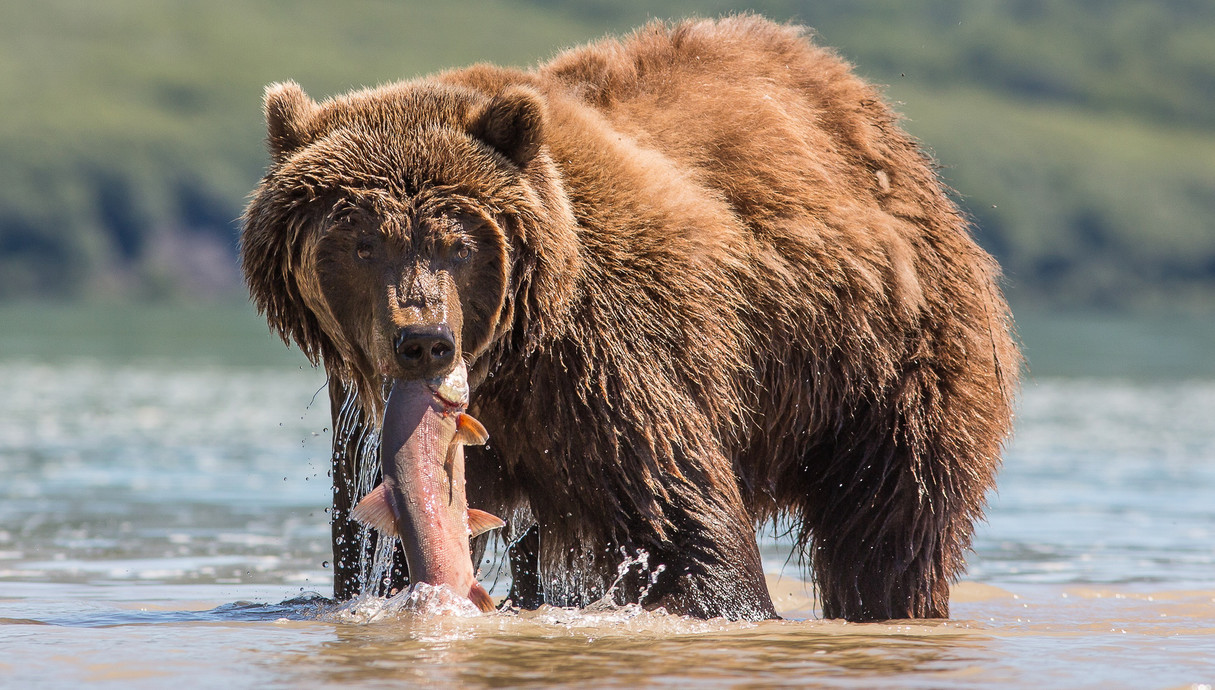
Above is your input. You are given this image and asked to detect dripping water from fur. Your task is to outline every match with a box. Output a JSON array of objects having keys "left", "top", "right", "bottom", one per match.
[{"left": 331, "top": 382, "right": 391, "bottom": 597}]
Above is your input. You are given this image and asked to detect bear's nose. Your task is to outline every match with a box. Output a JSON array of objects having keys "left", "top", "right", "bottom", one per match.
[{"left": 394, "top": 324, "right": 457, "bottom": 380}]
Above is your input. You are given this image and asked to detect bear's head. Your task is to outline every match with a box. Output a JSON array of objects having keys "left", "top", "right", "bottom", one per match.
[{"left": 242, "top": 79, "right": 580, "bottom": 413}]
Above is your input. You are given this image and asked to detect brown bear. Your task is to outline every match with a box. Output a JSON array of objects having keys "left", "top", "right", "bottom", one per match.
[{"left": 242, "top": 15, "right": 1019, "bottom": 622}]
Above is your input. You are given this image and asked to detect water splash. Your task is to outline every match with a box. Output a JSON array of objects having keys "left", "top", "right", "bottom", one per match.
[
  {"left": 521, "top": 602, "right": 736, "bottom": 636},
  {"left": 326, "top": 583, "right": 482, "bottom": 624},
  {"left": 537, "top": 544, "right": 671, "bottom": 613},
  {"left": 584, "top": 548, "right": 667, "bottom": 612},
  {"left": 519, "top": 549, "right": 733, "bottom": 637}
]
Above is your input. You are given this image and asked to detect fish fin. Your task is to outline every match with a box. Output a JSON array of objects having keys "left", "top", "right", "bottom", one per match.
[
  {"left": 454, "top": 413, "right": 489, "bottom": 446},
  {"left": 467, "top": 508, "right": 506, "bottom": 538},
  {"left": 350, "top": 484, "right": 398, "bottom": 535},
  {"left": 469, "top": 582, "right": 496, "bottom": 613}
]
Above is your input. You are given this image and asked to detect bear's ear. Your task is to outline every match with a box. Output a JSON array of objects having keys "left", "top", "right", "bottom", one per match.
[
  {"left": 471, "top": 86, "right": 545, "bottom": 166},
  {"left": 264, "top": 81, "right": 318, "bottom": 162}
]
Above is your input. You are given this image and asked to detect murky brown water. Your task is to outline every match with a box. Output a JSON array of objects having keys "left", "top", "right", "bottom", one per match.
[
  {"left": 2, "top": 305, "right": 1214, "bottom": 688},
  {"left": 3, "top": 581, "right": 1213, "bottom": 687}
]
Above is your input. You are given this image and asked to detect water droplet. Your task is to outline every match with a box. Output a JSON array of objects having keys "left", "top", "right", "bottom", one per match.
[{"left": 322, "top": 561, "right": 330, "bottom": 568}]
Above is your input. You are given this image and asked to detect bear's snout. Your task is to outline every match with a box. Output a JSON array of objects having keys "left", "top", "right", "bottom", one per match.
[{"left": 393, "top": 323, "right": 457, "bottom": 380}]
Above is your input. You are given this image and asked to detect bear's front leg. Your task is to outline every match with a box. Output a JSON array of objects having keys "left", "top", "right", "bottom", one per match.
[
  {"left": 636, "top": 488, "right": 777, "bottom": 620},
  {"left": 529, "top": 471, "right": 778, "bottom": 621},
  {"left": 505, "top": 524, "right": 544, "bottom": 609}
]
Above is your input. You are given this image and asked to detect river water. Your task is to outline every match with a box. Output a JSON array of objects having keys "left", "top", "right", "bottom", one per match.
[{"left": 1, "top": 304, "right": 1213, "bottom": 688}]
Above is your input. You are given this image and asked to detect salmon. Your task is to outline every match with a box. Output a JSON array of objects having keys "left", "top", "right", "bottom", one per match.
[{"left": 351, "top": 362, "right": 504, "bottom": 611}]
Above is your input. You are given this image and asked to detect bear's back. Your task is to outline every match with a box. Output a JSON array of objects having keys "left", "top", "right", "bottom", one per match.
[{"left": 538, "top": 17, "right": 919, "bottom": 230}]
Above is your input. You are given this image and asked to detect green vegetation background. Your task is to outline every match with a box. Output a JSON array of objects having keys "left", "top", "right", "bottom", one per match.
[{"left": 2, "top": 0, "right": 1213, "bottom": 309}]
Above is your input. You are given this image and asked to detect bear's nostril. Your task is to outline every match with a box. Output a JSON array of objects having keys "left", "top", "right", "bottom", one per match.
[
  {"left": 401, "top": 343, "right": 425, "bottom": 361},
  {"left": 431, "top": 342, "right": 453, "bottom": 359}
]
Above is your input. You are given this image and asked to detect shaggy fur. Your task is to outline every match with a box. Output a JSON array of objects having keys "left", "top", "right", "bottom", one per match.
[{"left": 242, "top": 16, "right": 1019, "bottom": 621}]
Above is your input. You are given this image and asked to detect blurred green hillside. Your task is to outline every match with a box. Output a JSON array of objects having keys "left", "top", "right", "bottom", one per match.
[{"left": 2, "top": 0, "right": 1212, "bottom": 307}]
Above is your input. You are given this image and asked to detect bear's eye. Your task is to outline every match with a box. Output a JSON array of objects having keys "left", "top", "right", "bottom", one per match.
[
  {"left": 453, "top": 242, "right": 473, "bottom": 263},
  {"left": 355, "top": 240, "right": 375, "bottom": 261}
]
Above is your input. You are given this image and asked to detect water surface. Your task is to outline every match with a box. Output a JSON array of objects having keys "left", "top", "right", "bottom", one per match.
[{"left": 1, "top": 303, "right": 1213, "bottom": 688}]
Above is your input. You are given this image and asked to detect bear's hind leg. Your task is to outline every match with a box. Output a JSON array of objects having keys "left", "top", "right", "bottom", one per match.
[{"left": 793, "top": 401, "right": 993, "bottom": 621}]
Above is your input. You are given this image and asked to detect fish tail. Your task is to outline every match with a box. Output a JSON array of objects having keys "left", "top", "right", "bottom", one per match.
[{"left": 469, "top": 582, "right": 496, "bottom": 613}]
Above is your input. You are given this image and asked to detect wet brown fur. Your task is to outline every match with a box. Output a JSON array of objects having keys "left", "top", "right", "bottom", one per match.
[{"left": 242, "top": 16, "right": 1020, "bottom": 621}]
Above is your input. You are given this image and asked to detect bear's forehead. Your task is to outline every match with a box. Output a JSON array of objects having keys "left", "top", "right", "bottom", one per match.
[
  {"left": 281, "top": 86, "right": 505, "bottom": 200},
  {"left": 320, "top": 83, "right": 478, "bottom": 134}
]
